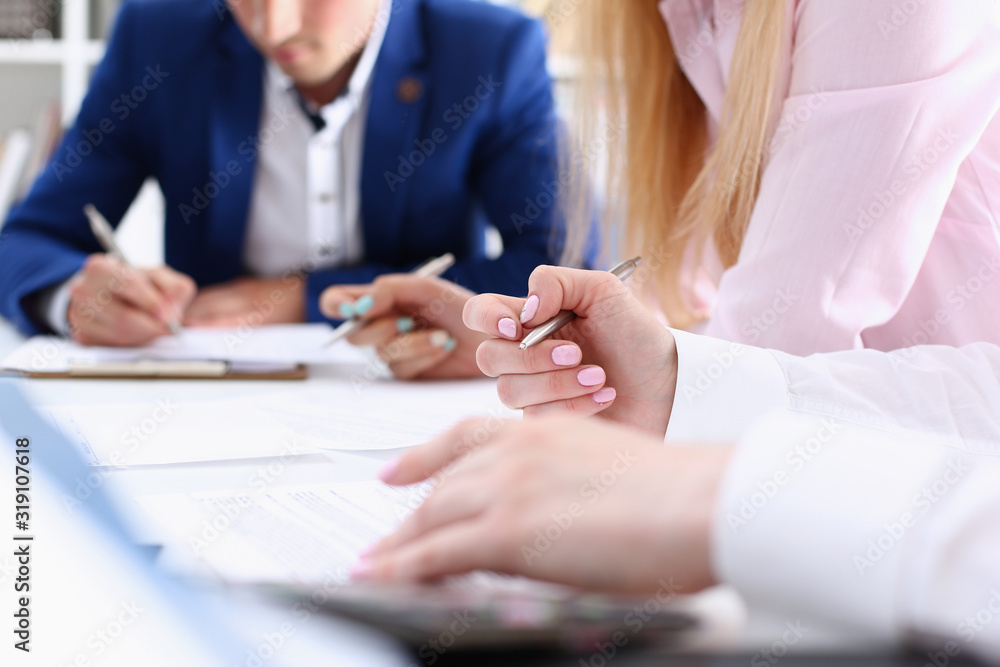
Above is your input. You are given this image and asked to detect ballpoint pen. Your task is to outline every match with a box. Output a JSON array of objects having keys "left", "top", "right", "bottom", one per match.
[
  {"left": 518, "top": 257, "right": 643, "bottom": 350},
  {"left": 322, "top": 253, "right": 457, "bottom": 347},
  {"left": 83, "top": 204, "right": 183, "bottom": 336}
]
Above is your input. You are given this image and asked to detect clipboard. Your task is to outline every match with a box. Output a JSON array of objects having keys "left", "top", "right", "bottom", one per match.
[{"left": 9, "top": 360, "right": 309, "bottom": 380}]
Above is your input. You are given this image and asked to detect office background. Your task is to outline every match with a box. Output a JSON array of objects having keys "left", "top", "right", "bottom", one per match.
[{"left": 0, "top": 0, "right": 570, "bottom": 266}]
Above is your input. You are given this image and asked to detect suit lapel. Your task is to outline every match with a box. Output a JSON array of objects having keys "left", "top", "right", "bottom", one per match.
[
  {"left": 361, "top": 0, "right": 430, "bottom": 266},
  {"left": 203, "top": 14, "right": 264, "bottom": 284}
]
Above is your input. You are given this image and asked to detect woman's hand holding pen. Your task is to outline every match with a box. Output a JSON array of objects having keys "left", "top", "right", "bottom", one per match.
[
  {"left": 464, "top": 266, "right": 678, "bottom": 437},
  {"left": 67, "top": 254, "right": 196, "bottom": 347},
  {"left": 320, "top": 275, "right": 488, "bottom": 379}
]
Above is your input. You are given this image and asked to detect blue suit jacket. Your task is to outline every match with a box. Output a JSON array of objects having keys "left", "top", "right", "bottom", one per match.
[{"left": 0, "top": 0, "right": 565, "bottom": 335}]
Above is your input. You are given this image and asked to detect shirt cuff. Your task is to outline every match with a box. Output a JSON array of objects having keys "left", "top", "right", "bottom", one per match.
[
  {"left": 712, "top": 410, "right": 960, "bottom": 640},
  {"left": 34, "top": 277, "right": 75, "bottom": 336},
  {"left": 665, "top": 328, "right": 789, "bottom": 443}
]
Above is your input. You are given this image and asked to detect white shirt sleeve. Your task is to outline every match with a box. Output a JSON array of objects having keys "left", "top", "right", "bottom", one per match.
[
  {"left": 34, "top": 276, "right": 75, "bottom": 336},
  {"left": 668, "top": 328, "right": 1000, "bottom": 451},
  {"left": 714, "top": 410, "right": 1000, "bottom": 661}
]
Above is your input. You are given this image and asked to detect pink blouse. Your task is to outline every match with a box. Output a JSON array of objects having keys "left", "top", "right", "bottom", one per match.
[{"left": 660, "top": 0, "right": 1000, "bottom": 354}]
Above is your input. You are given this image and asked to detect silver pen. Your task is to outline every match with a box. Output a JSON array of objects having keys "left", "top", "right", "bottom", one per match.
[
  {"left": 519, "top": 257, "right": 643, "bottom": 350},
  {"left": 323, "top": 253, "right": 456, "bottom": 347},
  {"left": 83, "top": 204, "right": 183, "bottom": 336}
]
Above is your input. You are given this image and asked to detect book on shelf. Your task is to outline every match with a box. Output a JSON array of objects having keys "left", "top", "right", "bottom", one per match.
[
  {"left": 0, "top": 98, "right": 62, "bottom": 227},
  {"left": 0, "top": 0, "right": 60, "bottom": 39},
  {"left": 0, "top": 128, "right": 32, "bottom": 227},
  {"left": 16, "top": 99, "right": 61, "bottom": 199}
]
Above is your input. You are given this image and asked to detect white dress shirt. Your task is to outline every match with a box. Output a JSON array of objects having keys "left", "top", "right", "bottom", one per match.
[
  {"left": 243, "top": 0, "right": 390, "bottom": 277},
  {"left": 667, "top": 330, "right": 1000, "bottom": 659},
  {"left": 39, "top": 1, "right": 390, "bottom": 332}
]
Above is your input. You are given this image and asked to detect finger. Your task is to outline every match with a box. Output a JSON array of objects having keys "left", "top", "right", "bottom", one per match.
[
  {"left": 381, "top": 417, "right": 515, "bottom": 486},
  {"left": 385, "top": 334, "right": 455, "bottom": 381},
  {"left": 86, "top": 258, "right": 173, "bottom": 325},
  {"left": 378, "top": 328, "right": 453, "bottom": 365},
  {"left": 348, "top": 315, "right": 412, "bottom": 347},
  {"left": 462, "top": 293, "right": 532, "bottom": 340},
  {"left": 496, "top": 366, "right": 607, "bottom": 409},
  {"left": 522, "top": 265, "right": 633, "bottom": 329},
  {"left": 319, "top": 285, "right": 370, "bottom": 319},
  {"left": 369, "top": 474, "right": 493, "bottom": 557},
  {"left": 522, "top": 388, "right": 617, "bottom": 419},
  {"left": 146, "top": 267, "right": 197, "bottom": 311},
  {"left": 475, "top": 338, "right": 583, "bottom": 377},
  {"left": 182, "top": 290, "right": 241, "bottom": 326},
  {"left": 357, "top": 521, "right": 503, "bottom": 583},
  {"left": 73, "top": 299, "right": 169, "bottom": 346}
]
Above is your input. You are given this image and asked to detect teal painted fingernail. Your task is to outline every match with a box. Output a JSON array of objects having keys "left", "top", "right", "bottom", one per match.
[
  {"left": 353, "top": 294, "right": 374, "bottom": 317},
  {"left": 396, "top": 316, "right": 414, "bottom": 333},
  {"left": 443, "top": 337, "right": 457, "bottom": 352},
  {"left": 338, "top": 302, "right": 355, "bottom": 319}
]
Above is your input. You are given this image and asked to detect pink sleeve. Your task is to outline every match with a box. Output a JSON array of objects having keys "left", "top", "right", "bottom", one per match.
[{"left": 703, "top": 0, "right": 1000, "bottom": 353}]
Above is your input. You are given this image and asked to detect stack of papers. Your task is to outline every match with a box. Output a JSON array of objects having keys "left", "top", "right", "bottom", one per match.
[
  {"left": 45, "top": 380, "right": 519, "bottom": 466},
  {"left": 137, "top": 480, "right": 417, "bottom": 584}
]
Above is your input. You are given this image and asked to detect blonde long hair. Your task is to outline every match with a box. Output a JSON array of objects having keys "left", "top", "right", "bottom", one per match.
[{"left": 562, "top": 0, "right": 787, "bottom": 329}]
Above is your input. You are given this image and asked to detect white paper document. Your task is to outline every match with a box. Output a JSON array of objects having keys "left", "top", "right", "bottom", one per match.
[
  {"left": 2, "top": 323, "right": 367, "bottom": 373},
  {"left": 46, "top": 380, "right": 518, "bottom": 466},
  {"left": 137, "top": 480, "right": 421, "bottom": 584}
]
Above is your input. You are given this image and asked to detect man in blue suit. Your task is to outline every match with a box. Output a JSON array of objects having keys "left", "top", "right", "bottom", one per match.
[{"left": 0, "top": 0, "right": 564, "bottom": 346}]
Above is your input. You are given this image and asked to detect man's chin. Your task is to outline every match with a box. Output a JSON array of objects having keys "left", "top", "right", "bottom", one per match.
[{"left": 275, "top": 61, "right": 338, "bottom": 88}]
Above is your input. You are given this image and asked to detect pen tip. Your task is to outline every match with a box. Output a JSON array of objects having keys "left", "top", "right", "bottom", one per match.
[{"left": 518, "top": 342, "right": 527, "bottom": 350}]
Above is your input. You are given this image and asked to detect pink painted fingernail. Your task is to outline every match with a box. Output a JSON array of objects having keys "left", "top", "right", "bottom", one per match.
[
  {"left": 592, "top": 387, "right": 616, "bottom": 404},
  {"left": 378, "top": 459, "right": 399, "bottom": 483},
  {"left": 350, "top": 559, "right": 373, "bottom": 580},
  {"left": 577, "top": 367, "right": 606, "bottom": 387},
  {"left": 498, "top": 317, "right": 517, "bottom": 338},
  {"left": 551, "top": 345, "right": 581, "bottom": 367},
  {"left": 520, "top": 295, "right": 540, "bottom": 324},
  {"left": 357, "top": 544, "right": 375, "bottom": 559}
]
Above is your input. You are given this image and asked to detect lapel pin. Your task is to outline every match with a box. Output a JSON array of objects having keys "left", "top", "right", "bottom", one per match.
[{"left": 396, "top": 77, "right": 423, "bottom": 104}]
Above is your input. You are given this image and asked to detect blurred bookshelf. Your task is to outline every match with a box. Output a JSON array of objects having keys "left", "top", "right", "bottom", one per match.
[{"left": 0, "top": 0, "right": 116, "bottom": 131}]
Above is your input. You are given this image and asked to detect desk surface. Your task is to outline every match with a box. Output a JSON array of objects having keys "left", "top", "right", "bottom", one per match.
[{"left": 0, "top": 318, "right": 899, "bottom": 665}]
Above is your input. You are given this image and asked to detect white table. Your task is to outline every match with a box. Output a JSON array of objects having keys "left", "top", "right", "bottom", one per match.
[{"left": 0, "top": 317, "right": 894, "bottom": 662}]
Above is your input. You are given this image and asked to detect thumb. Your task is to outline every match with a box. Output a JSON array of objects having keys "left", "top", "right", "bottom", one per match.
[{"left": 523, "top": 265, "right": 633, "bottom": 328}]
